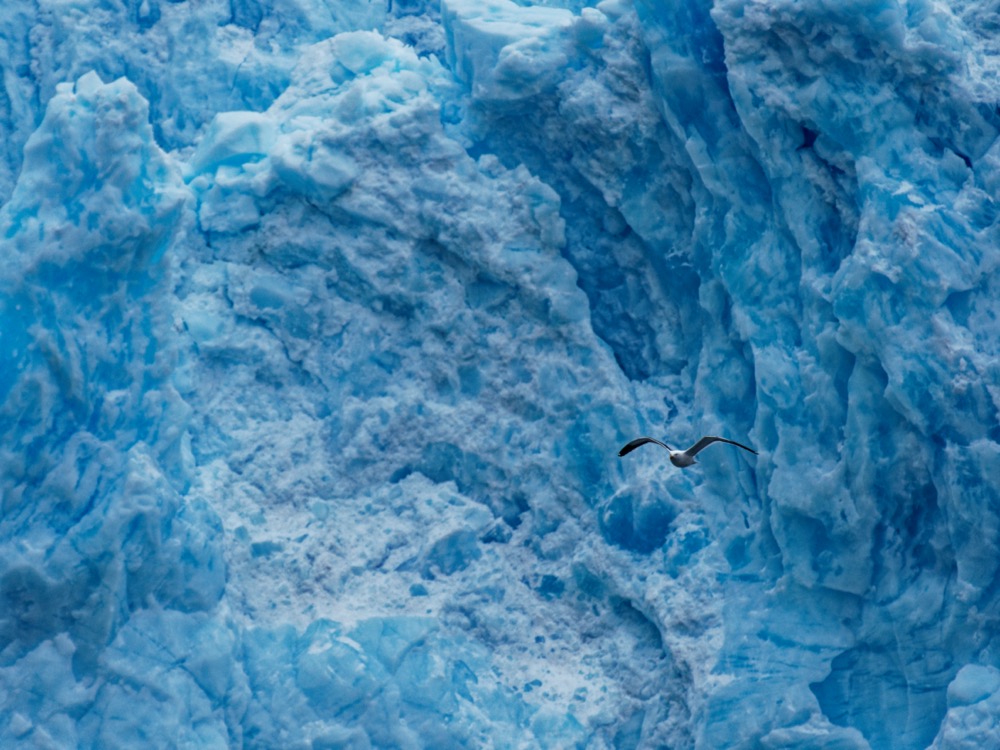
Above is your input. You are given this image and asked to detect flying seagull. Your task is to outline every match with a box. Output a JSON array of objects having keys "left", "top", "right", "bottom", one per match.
[{"left": 618, "top": 436, "right": 757, "bottom": 468}]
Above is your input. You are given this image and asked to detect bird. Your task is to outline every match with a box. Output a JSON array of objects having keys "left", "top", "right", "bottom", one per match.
[{"left": 618, "top": 435, "right": 757, "bottom": 468}]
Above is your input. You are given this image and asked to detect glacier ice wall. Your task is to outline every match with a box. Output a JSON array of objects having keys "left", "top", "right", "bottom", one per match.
[{"left": 2, "top": 0, "right": 1000, "bottom": 748}]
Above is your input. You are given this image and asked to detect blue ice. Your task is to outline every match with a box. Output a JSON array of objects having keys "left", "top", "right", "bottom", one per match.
[{"left": 2, "top": 0, "right": 1000, "bottom": 747}]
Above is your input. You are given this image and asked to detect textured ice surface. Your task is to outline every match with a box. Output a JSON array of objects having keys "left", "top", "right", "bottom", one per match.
[{"left": 2, "top": 0, "right": 1000, "bottom": 748}]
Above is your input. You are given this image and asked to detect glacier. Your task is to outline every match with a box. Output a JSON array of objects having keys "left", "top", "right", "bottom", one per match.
[{"left": 1, "top": 0, "right": 999, "bottom": 747}]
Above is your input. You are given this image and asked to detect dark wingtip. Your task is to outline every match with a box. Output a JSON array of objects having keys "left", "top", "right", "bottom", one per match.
[
  {"left": 618, "top": 436, "right": 667, "bottom": 457},
  {"left": 618, "top": 439, "right": 641, "bottom": 457}
]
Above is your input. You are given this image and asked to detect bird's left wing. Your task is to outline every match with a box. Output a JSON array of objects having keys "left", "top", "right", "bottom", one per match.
[{"left": 618, "top": 437, "right": 671, "bottom": 457}]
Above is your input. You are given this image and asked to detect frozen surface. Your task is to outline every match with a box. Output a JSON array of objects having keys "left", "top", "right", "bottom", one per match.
[{"left": 1, "top": 0, "right": 1000, "bottom": 748}]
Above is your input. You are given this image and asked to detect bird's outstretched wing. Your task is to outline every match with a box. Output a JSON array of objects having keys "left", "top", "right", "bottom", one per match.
[
  {"left": 685, "top": 436, "right": 757, "bottom": 457},
  {"left": 618, "top": 436, "right": 672, "bottom": 457}
]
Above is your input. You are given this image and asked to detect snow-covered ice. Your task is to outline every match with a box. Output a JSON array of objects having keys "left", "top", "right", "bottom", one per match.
[{"left": 1, "top": 0, "right": 999, "bottom": 747}]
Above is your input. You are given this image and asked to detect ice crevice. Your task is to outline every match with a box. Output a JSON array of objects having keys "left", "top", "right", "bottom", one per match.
[{"left": 440, "top": 0, "right": 706, "bottom": 385}]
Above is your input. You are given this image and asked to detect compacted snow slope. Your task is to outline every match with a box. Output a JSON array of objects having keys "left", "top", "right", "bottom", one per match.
[{"left": 1, "top": 0, "right": 999, "bottom": 747}]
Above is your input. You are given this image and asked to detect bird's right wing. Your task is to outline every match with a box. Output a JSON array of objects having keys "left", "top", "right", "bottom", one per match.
[
  {"left": 687, "top": 436, "right": 757, "bottom": 456},
  {"left": 618, "top": 437, "right": 672, "bottom": 457}
]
